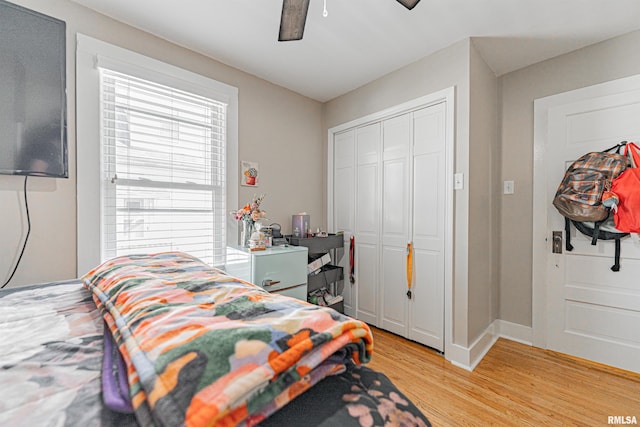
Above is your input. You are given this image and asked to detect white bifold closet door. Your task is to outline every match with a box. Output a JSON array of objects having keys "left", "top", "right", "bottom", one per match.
[
  {"left": 354, "top": 122, "right": 381, "bottom": 326},
  {"left": 380, "top": 113, "right": 411, "bottom": 335},
  {"left": 333, "top": 130, "right": 356, "bottom": 315},
  {"left": 332, "top": 101, "right": 446, "bottom": 352},
  {"left": 409, "top": 105, "right": 445, "bottom": 351}
]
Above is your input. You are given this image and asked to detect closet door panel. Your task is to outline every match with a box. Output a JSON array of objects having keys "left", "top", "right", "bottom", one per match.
[
  {"left": 333, "top": 130, "right": 355, "bottom": 315},
  {"left": 355, "top": 163, "right": 378, "bottom": 323},
  {"left": 382, "top": 113, "right": 411, "bottom": 248},
  {"left": 334, "top": 167, "right": 354, "bottom": 315},
  {"left": 382, "top": 159, "right": 408, "bottom": 243},
  {"left": 380, "top": 158, "right": 410, "bottom": 336},
  {"left": 356, "top": 164, "right": 378, "bottom": 236},
  {"left": 381, "top": 245, "right": 409, "bottom": 335},
  {"left": 356, "top": 123, "right": 379, "bottom": 237},
  {"left": 414, "top": 102, "right": 445, "bottom": 155},
  {"left": 356, "top": 123, "right": 380, "bottom": 165},
  {"left": 334, "top": 169, "right": 354, "bottom": 232},
  {"left": 383, "top": 113, "right": 411, "bottom": 157},
  {"left": 413, "top": 153, "right": 441, "bottom": 249},
  {"left": 409, "top": 248, "right": 444, "bottom": 349},
  {"left": 380, "top": 113, "right": 411, "bottom": 333},
  {"left": 410, "top": 103, "right": 446, "bottom": 351},
  {"left": 356, "top": 243, "right": 379, "bottom": 325},
  {"left": 355, "top": 122, "right": 380, "bottom": 324}
]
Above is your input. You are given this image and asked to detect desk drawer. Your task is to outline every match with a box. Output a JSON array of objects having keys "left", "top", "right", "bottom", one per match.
[
  {"left": 251, "top": 247, "right": 307, "bottom": 293},
  {"left": 270, "top": 283, "right": 308, "bottom": 300}
]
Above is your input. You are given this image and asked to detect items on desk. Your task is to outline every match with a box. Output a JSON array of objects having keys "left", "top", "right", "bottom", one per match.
[
  {"left": 269, "top": 223, "right": 289, "bottom": 246},
  {"left": 252, "top": 220, "right": 273, "bottom": 248},
  {"left": 272, "top": 238, "right": 289, "bottom": 246},
  {"left": 270, "top": 223, "right": 282, "bottom": 238},
  {"left": 249, "top": 230, "right": 269, "bottom": 249},
  {"left": 292, "top": 213, "right": 310, "bottom": 238}
]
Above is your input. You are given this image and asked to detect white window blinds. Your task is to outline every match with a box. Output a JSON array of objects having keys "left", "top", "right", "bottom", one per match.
[{"left": 100, "top": 68, "right": 227, "bottom": 266}]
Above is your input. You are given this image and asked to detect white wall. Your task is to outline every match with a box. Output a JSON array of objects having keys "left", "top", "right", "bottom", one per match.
[{"left": 0, "top": 0, "right": 323, "bottom": 287}]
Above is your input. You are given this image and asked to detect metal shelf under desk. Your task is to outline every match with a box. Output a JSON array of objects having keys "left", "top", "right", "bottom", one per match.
[{"left": 288, "top": 234, "right": 345, "bottom": 313}]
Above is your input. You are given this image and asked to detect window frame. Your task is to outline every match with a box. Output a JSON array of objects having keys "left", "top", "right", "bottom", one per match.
[{"left": 76, "top": 34, "right": 238, "bottom": 275}]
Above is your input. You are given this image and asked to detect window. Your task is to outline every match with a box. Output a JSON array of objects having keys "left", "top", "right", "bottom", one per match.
[
  {"left": 76, "top": 35, "right": 238, "bottom": 274},
  {"left": 101, "top": 69, "right": 226, "bottom": 265}
]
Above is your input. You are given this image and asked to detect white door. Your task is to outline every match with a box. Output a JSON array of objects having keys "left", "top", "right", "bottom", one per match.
[
  {"left": 331, "top": 103, "right": 447, "bottom": 352},
  {"left": 333, "top": 129, "right": 356, "bottom": 316},
  {"left": 330, "top": 89, "right": 454, "bottom": 356},
  {"left": 355, "top": 122, "right": 381, "bottom": 326},
  {"left": 409, "top": 103, "right": 446, "bottom": 351},
  {"left": 380, "top": 113, "right": 411, "bottom": 335},
  {"left": 539, "top": 79, "right": 640, "bottom": 373}
]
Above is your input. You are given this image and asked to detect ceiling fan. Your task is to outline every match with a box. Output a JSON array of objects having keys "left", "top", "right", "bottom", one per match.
[{"left": 278, "top": 0, "right": 421, "bottom": 42}]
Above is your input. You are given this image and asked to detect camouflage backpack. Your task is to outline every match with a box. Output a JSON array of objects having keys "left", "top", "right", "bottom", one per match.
[
  {"left": 552, "top": 142, "right": 630, "bottom": 271},
  {"left": 552, "top": 145, "right": 629, "bottom": 222}
]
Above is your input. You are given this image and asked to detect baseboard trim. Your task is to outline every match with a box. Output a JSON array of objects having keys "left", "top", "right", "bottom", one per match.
[
  {"left": 448, "top": 323, "right": 498, "bottom": 371},
  {"left": 447, "top": 320, "right": 533, "bottom": 371},
  {"left": 494, "top": 319, "right": 533, "bottom": 346}
]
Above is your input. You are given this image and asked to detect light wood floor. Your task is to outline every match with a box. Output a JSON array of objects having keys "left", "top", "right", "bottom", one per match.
[{"left": 367, "top": 327, "right": 640, "bottom": 426}]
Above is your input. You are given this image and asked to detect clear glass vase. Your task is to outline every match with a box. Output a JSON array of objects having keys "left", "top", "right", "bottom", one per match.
[{"left": 241, "top": 220, "right": 255, "bottom": 247}]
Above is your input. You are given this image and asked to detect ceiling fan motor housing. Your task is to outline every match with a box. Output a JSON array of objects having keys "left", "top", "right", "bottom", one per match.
[{"left": 278, "top": 0, "right": 421, "bottom": 42}]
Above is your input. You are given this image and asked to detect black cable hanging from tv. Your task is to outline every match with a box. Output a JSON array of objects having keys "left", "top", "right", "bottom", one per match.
[{"left": 2, "top": 176, "right": 31, "bottom": 289}]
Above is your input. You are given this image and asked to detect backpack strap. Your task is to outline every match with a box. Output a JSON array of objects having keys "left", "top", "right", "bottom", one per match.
[
  {"left": 612, "top": 238, "right": 621, "bottom": 272},
  {"left": 591, "top": 220, "right": 602, "bottom": 245},
  {"left": 565, "top": 217, "right": 574, "bottom": 252},
  {"left": 567, "top": 217, "right": 623, "bottom": 271},
  {"left": 604, "top": 141, "right": 627, "bottom": 154}
]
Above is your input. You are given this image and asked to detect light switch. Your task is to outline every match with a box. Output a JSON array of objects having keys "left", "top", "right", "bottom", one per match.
[
  {"left": 454, "top": 173, "right": 464, "bottom": 190},
  {"left": 504, "top": 180, "right": 515, "bottom": 195}
]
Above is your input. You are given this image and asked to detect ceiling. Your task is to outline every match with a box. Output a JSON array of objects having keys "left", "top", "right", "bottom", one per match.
[{"left": 69, "top": 0, "right": 640, "bottom": 102}]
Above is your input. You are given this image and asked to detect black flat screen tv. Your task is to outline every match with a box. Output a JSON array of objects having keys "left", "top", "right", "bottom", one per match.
[{"left": 0, "top": 0, "right": 67, "bottom": 178}]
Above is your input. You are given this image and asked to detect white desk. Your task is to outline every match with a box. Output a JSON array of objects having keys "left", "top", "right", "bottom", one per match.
[{"left": 223, "top": 245, "right": 308, "bottom": 301}]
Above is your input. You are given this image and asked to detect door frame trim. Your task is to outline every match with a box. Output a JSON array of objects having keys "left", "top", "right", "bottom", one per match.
[
  {"left": 327, "top": 86, "right": 454, "bottom": 359},
  {"left": 532, "top": 74, "right": 640, "bottom": 349}
]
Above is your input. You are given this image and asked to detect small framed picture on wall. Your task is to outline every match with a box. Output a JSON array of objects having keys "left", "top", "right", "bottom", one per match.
[{"left": 241, "top": 161, "right": 259, "bottom": 187}]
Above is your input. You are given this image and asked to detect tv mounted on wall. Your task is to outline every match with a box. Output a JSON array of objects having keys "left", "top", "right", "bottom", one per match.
[{"left": 0, "top": 0, "right": 67, "bottom": 178}]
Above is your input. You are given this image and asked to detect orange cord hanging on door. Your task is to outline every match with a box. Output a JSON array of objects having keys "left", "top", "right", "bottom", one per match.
[{"left": 406, "top": 242, "right": 413, "bottom": 299}]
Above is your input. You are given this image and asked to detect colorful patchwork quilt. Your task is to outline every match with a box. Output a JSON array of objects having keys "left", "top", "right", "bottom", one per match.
[{"left": 81, "top": 252, "right": 373, "bottom": 426}]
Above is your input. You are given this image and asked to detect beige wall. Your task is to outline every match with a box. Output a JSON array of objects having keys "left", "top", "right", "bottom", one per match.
[
  {"left": 498, "top": 29, "right": 640, "bottom": 327},
  {"left": 468, "top": 41, "right": 499, "bottom": 341},
  {"left": 323, "top": 39, "right": 481, "bottom": 347},
  {"left": 0, "top": 0, "right": 323, "bottom": 287}
]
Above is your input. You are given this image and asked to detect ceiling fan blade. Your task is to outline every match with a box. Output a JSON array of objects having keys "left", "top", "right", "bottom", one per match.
[
  {"left": 396, "top": 0, "right": 421, "bottom": 10},
  {"left": 278, "top": 0, "right": 310, "bottom": 42}
]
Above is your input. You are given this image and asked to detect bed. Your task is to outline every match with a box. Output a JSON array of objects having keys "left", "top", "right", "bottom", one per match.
[{"left": 0, "top": 252, "right": 430, "bottom": 427}]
